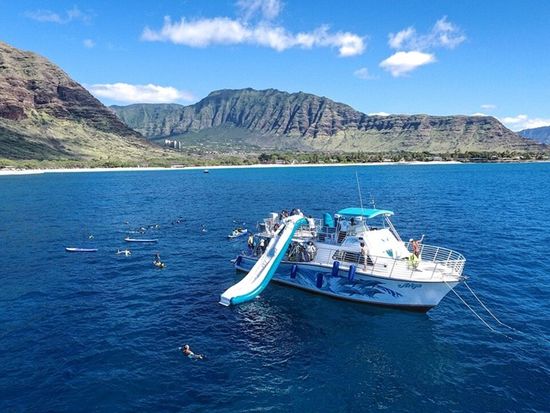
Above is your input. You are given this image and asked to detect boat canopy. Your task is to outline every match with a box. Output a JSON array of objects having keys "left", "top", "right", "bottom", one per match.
[{"left": 337, "top": 207, "right": 394, "bottom": 219}]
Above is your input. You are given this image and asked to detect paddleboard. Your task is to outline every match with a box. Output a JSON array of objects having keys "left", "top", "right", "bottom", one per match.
[
  {"left": 228, "top": 228, "right": 248, "bottom": 239},
  {"left": 65, "top": 247, "right": 98, "bottom": 252},
  {"left": 124, "top": 237, "right": 158, "bottom": 243}
]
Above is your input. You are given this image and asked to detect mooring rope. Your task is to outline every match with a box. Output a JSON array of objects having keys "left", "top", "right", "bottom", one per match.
[
  {"left": 444, "top": 281, "right": 513, "bottom": 339},
  {"left": 463, "top": 281, "right": 517, "bottom": 331},
  {"left": 465, "top": 281, "right": 550, "bottom": 346}
]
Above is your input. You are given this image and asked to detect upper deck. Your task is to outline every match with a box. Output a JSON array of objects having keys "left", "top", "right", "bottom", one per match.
[{"left": 253, "top": 209, "right": 466, "bottom": 282}]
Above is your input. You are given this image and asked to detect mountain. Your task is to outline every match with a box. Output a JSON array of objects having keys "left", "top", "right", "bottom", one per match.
[
  {"left": 0, "top": 41, "right": 160, "bottom": 162},
  {"left": 112, "top": 88, "right": 543, "bottom": 153},
  {"left": 518, "top": 126, "right": 550, "bottom": 144}
]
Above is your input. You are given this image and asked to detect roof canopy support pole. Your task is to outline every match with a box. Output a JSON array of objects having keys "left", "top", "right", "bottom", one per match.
[{"left": 386, "top": 217, "right": 402, "bottom": 243}]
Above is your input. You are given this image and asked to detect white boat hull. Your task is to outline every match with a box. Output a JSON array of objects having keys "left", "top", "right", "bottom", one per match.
[{"left": 235, "top": 256, "right": 459, "bottom": 312}]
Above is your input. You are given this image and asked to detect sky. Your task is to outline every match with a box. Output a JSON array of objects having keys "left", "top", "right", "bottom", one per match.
[{"left": 1, "top": 0, "right": 549, "bottom": 131}]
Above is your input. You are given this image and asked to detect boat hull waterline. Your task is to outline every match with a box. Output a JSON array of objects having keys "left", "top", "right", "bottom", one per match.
[{"left": 235, "top": 255, "right": 458, "bottom": 311}]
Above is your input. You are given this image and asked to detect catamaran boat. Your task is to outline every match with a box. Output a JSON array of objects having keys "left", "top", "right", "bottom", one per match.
[{"left": 220, "top": 208, "right": 466, "bottom": 311}]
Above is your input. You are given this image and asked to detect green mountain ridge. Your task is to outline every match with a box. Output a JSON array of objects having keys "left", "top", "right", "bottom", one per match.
[
  {"left": 112, "top": 88, "right": 544, "bottom": 153},
  {"left": 0, "top": 40, "right": 164, "bottom": 163}
]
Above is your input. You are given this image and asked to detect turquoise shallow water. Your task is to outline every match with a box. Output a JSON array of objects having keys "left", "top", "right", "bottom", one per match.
[{"left": 0, "top": 163, "right": 549, "bottom": 412}]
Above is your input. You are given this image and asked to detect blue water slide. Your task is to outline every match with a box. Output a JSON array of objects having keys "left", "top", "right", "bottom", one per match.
[{"left": 219, "top": 215, "right": 307, "bottom": 306}]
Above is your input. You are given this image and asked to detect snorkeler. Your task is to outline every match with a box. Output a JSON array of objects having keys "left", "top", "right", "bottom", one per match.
[
  {"left": 153, "top": 253, "right": 166, "bottom": 268},
  {"left": 181, "top": 344, "right": 203, "bottom": 360}
]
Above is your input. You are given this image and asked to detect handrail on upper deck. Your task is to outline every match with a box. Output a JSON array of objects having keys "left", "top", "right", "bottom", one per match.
[{"left": 302, "top": 242, "right": 465, "bottom": 280}]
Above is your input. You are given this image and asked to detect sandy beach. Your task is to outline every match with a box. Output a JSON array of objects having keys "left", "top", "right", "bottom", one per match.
[{"left": 0, "top": 161, "right": 463, "bottom": 176}]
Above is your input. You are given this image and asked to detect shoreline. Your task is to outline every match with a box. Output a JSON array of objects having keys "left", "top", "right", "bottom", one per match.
[
  {"left": 0, "top": 161, "right": 463, "bottom": 176},
  {"left": 2, "top": 159, "right": 549, "bottom": 176}
]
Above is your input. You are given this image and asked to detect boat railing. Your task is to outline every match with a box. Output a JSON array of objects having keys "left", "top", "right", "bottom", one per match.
[
  {"left": 404, "top": 242, "right": 466, "bottom": 276},
  {"left": 311, "top": 243, "right": 465, "bottom": 280},
  {"left": 259, "top": 216, "right": 322, "bottom": 237}
]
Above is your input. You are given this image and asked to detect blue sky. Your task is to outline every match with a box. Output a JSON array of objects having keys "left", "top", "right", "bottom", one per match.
[{"left": 1, "top": 0, "right": 549, "bottom": 130}]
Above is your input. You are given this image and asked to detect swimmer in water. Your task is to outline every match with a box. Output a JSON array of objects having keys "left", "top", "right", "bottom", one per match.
[{"left": 181, "top": 344, "right": 203, "bottom": 360}]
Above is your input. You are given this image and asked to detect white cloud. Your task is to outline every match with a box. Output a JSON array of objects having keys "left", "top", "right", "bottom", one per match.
[
  {"left": 388, "top": 16, "right": 465, "bottom": 51},
  {"left": 379, "top": 51, "right": 435, "bottom": 77},
  {"left": 381, "top": 17, "right": 464, "bottom": 77},
  {"left": 83, "top": 39, "right": 95, "bottom": 48},
  {"left": 354, "top": 67, "right": 376, "bottom": 80},
  {"left": 481, "top": 104, "right": 496, "bottom": 110},
  {"left": 88, "top": 83, "right": 195, "bottom": 104},
  {"left": 499, "top": 114, "right": 550, "bottom": 131},
  {"left": 142, "top": 17, "right": 365, "bottom": 57},
  {"left": 25, "top": 6, "right": 92, "bottom": 24},
  {"left": 237, "top": 0, "right": 282, "bottom": 21},
  {"left": 368, "top": 112, "right": 390, "bottom": 117},
  {"left": 388, "top": 27, "right": 415, "bottom": 49}
]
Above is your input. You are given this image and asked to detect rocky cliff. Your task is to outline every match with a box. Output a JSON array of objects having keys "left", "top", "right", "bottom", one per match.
[
  {"left": 519, "top": 126, "right": 550, "bottom": 144},
  {"left": 0, "top": 41, "right": 159, "bottom": 161},
  {"left": 112, "top": 88, "right": 543, "bottom": 153}
]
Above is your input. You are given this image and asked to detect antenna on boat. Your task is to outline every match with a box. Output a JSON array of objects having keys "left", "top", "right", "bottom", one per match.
[{"left": 355, "top": 171, "right": 364, "bottom": 210}]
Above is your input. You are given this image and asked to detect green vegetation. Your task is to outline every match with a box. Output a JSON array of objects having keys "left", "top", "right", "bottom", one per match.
[{"left": 2, "top": 150, "right": 547, "bottom": 171}]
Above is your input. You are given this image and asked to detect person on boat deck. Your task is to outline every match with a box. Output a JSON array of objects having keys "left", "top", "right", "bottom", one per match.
[
  {"left": 305, "top": 241, "right": 317, "bottom": 261},
  {"left": 411, "top": 239, "right": 421, "bottom": 257},
  {"left": 307, "top": 215, "right": 315, "bottom": 234},
  {"left": 360, "top": 241, "right": 369, "bottom": 270},
  {"left": 181, "top": 344, "right": 203, "bottom": 360},
  {"left": 259, "top": 238, "right": 267, "bottom": 254},
  {"left": 247, "top": 233, "right": 255, "bottom": 254},
  {"left": 339, "top": 218, "right": 350, "bottom": 232}
]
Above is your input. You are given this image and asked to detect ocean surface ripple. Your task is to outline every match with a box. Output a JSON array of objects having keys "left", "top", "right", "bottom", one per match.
[{"left": 0, "top": 163, "right": 549, "bottom": 412}]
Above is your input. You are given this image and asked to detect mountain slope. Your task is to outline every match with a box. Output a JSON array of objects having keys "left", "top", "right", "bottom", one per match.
[
  {"left": 112, "top": 88, "right": 543, "bottom": 153},
  {"left": 0, "top": 41, "right": 161, "bottom": 161},
  {"left": 518, "top": 126, "right": 550, "bottom": 144}
]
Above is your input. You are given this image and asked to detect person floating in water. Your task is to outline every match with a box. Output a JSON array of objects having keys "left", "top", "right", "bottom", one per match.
[
  {"left": 181, "top": 344, "right": 203, "bottom": 360},
  {"left": 153, "top": 253, "right": 165, "bottom": 268},
  {"left": 116, "top": 249, "right": 131, "bottom": 256}
]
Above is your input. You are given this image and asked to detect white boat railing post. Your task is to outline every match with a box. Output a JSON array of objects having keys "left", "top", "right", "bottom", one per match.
[
  {"left": 389, "top": 259, "right": 396, "bottom": 278},
  {"left": 431, "top": 263, "right": 438, "bottom": 280},
  {"left": 371, "top": 256, "right": 377, "bottom": 275}
]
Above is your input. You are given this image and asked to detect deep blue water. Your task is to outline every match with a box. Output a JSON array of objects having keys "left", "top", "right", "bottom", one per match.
[{"left": 0, "top": 163, "right": 549, "bottom": 412}]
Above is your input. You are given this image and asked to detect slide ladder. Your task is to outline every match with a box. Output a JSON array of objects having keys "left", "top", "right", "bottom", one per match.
[{"left": 219, "top": 215, "right": 307, "bottom": 306}]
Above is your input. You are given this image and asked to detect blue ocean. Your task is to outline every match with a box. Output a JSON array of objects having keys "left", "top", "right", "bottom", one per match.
[{"left": 1, "top": 163, "right": 549, "bottom": 412}]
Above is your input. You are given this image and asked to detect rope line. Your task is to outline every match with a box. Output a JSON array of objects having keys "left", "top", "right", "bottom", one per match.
[
  {"left": 444, "top": 281, "right": 498, "bottom": 333},
  {"left": 463, "top": 281, "right": 517, "bottom": 332},
  {"left": 445, "top": 281, "right": 514, "bottom": 340},
  {"left": 455, "top": 280, "right": 550, "bottom": 346}
]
